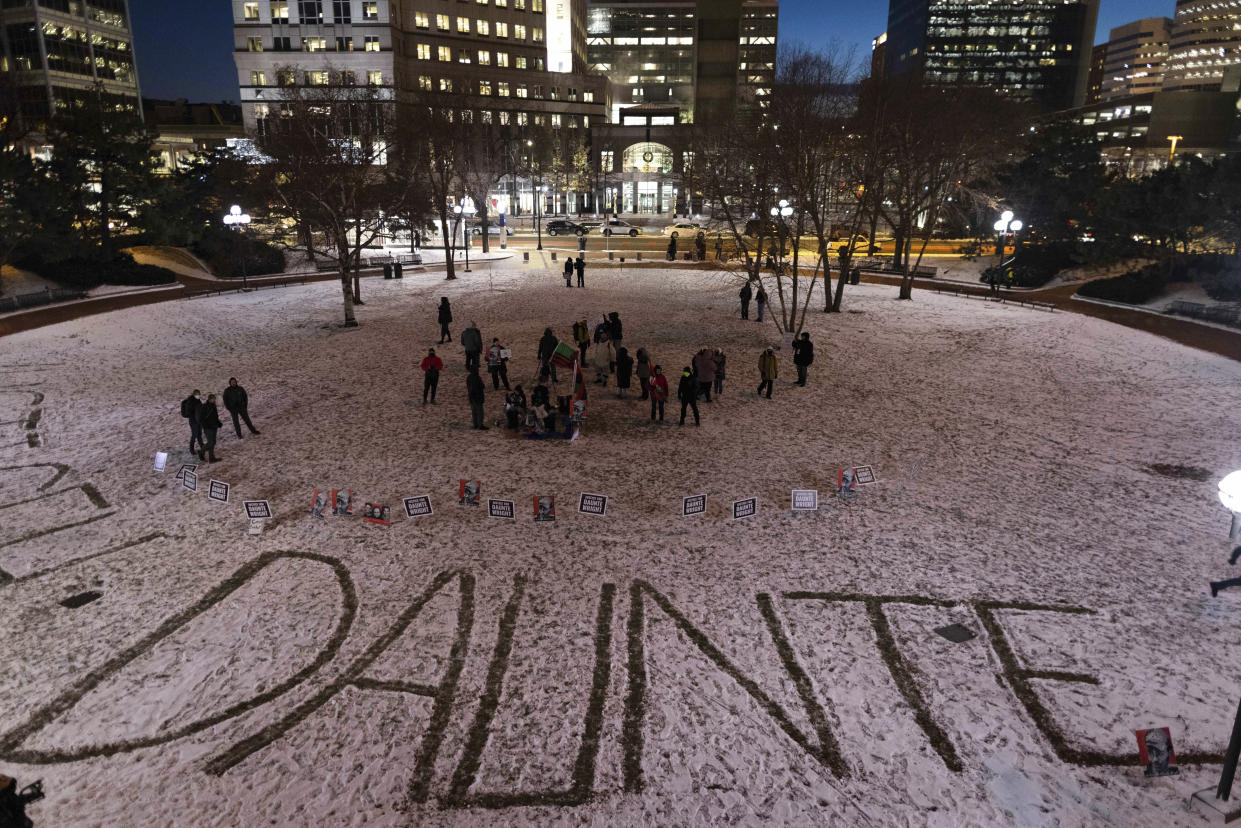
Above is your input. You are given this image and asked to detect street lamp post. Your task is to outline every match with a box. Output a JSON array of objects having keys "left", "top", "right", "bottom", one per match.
[
  {"left": 992, "top": 210, "right": 1023, "bottom": 293},
  {"left": 223, "top": 205, "right": 252, "bottom": 290},
  {"left": 535, "top": 184, "right": 546, "bottom": 251},
  {"left": 454, "top": 201, "right": 477, "bottom": 273},
  {"left": 770, "top": 199, "right": 793, "bottom": 274}
]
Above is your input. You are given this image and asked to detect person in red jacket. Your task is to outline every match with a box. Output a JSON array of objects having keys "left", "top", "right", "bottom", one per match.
[
  {"left": 420, "top": 347, "right": 444, "bottom": 404},
  {"left": 648, "top": 364, "right": 668, "bottom": 422}
]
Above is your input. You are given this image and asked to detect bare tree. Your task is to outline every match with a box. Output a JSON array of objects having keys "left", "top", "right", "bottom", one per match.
[
  {"left": 395, "top": 92, "right": 470, "bottom": 280},
  {"left": 259, "top": 72, "right": 407, "bottom": 325}
]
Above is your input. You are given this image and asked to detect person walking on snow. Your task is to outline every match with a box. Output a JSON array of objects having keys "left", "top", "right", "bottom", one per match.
[
  {"left": 677, "top": 366, "right": 700, "bottom": 426},
  {"left": 437, "top": 297, "right": 453, "bottom": 343},
  {"left": 692, "top": 349, "right": 715, "bottom": 402},
  {"left": 635, "top": 348, "right": 652, "bottom": 399},
  {"left": 466, "top": 366, "right": 488, "bottom": 430},
  {"left": 758, "top": 347, "right": 778, "bottom": 399},
  {"left": 573, "top": 319, "right": 590, "bottom": 362},
  {"left": 792, "top": 332, "right": 814, "bottom": 386},
  {"left": 222, "top": 378, "right": 260, "bottom": 439},
  {"left": 461, "top": 321, "right": 483, "bottom": 372},
  {"left": 181, "top": 389, "right": 203, "bottom": 455},
  {"left": 756, "top": 284, "right": 768, "bottom": 322},
  {"left": 563, "top": 257, "right": 574, "bottom": 287},
  {"left": 421, "top": 347, "right": 443, "bottom": 404},
  {"left": 615, "top": 346, "right": 634, "bottom": 398},
  {"left": 486, "top": 338, "right": 511, "bottom": 390},
  {"left": 196, "top": 393, "right": 223, "bottom": 462},
  {"left": 649, "top": 365, "right": 668, "bottom": 422},
  {"left": 739, "top": 281, "right": 752, "bottom": 319},
  {"left": 712, "top": 348, "right": 726, "bottom": 397},
  {"left": 537, "top": 327, "right": 559, "bottom": 383},
  {"left": 575, "top": 255, "right": 586, "bottom": 288}
]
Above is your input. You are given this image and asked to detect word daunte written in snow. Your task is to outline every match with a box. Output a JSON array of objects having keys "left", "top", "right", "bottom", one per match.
[{"left": 1, "top": 554, "right": 1199, "bottom": 811}]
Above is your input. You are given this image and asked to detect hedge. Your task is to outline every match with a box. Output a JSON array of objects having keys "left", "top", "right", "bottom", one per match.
[
  {"left": 192, "top": 228, "right": 286, "bottom": 278},
  {"left": 14, "top": 250, "right": 178, "bottom": 291},
  {"left": 1077, "top": 254, "right": 1241, "bottom": 304}
]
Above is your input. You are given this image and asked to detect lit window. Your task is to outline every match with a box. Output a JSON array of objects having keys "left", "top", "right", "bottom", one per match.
[
  {"left": 438, "top": 45, "right": 451, "bottom": 61},
  {"left": 495, "top": 22, "right": 508, "bottom": 38},
  {"left": 515, "top": 24, "right": 526, "bottom": 40},
  {"left": 498, "top": 81, "right": 510, "bottom": 96},
  {"left": 414, "top": 11, "right": 429, "bottom": 27},
  {"left": 533, "top": 27, "right": 543, "bottom": 43},
  {"left": 551, "top": 113, "right": 561, "bottom": 127},
  {"left": 436, "top": 14, "right": 449, "bottom": 30},
  {"left": 248, "top": 37, "right": 263, "bottom": 51},
  {"left": 479, "top": 80, "right": 492, "bottom": 95},
  {"left": 478, "top": 50, "right": 490, "bottom": 65},
  {"left": 270, "top": 2, "right": 288, "bottom": 23},
  {"left": 419, "top": 74, "right": 432, "bottom": 90},
  {"left": 362, "top": 1, "right": 378, "bottom": 20},
  {"left": 417, "top": 43, "right": 430, "bottom": 59},
  {"left": 302, "top": 37, "right": 327, "bottom": 52},
  {"left": 440, "top": 78, "right": 453, "bottom": 92},
  {"left": 458, "top": 48, "right": 471, "bottom": 63},
  {"left": 515, "top": 56, "right": 527, "bottom": 69},
  {"left": 496, "top": 52, "right": 509, "bottom": 67},
  {"left": 516, "top": 84, "right": 528, "bottom": 98},
  {"left": 308, "top": 70, "right": 329, "bottom": 85},
  {"left": 477, "top": 19, "right": 489, "bottom": 36},
  {"left": 517, "top": 112, "right": 528, "bottom": 125},
  {"left": 496, "top": 0, "right": 506, "bottom": 6},
  {"left": 365, "top": 36, "right": 380, "bottom": 52},
  {"left": 583, "top": 90, "right": 593, "bottom": 102},
  {"left": 243, "top": 2, "right": 259, "bottom": 20},
  {"left": 457, "top": 17, "right": 470, "bottom": 33},
  {"left": 533, "top": 0, "right": 543, "bottom": 10},
  {"left": 250, "top": 70, "right": 267, "bottom": 86},
  {"left": 368, "top": 70, "right": 383, "bottom": 85}
]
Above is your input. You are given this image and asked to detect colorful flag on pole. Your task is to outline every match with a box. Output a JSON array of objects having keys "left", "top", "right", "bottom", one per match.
[{"left": 551, "top": 341, "right": 577, "bottom": 368}]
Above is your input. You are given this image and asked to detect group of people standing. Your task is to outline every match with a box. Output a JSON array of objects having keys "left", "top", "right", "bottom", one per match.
[
  {"left": 563, "top": 255, "right": 587, "bottom": 287},
  {"left": 179, "top": 378, "right": 260, "bottom": 463},
  {"left": 738, "top": 280, "right": 770, "bottom": 322}
]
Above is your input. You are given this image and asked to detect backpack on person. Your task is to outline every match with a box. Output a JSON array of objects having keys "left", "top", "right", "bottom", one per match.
[{"left": 180, "top": 398, "right": 196, "bottom": 418}]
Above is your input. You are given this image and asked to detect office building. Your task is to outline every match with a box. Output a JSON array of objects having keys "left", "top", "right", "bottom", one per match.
[
  {"left": 0, "top": 0, "right": 141, "bottom": 125},
  {"left": 1163, "top": 0, "right": 1241, "bottom": 92},
  {"left": 884, "top": 0, "right": 1099, "bottom": 111},
  {"left": 1100, "top": 17, "right": 1171, "bottom": 102},
  {"left": 1086, "top": 43, "right": 1106, "bottom": 104}
]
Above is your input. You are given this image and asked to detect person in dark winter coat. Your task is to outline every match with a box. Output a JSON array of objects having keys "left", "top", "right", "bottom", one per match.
[
  {"left": 196, "top": 393, "right": 223, "bottom": 462},
  {"left": 756, "top": 285, "right": 768, "bottom": 322},
  {"left": 222, "top": 377, "right": 260, "bottom": 438},
  {"left": 563, "top": 257, "right": 574, "bottom": 287},
  {"left": 695, "top": 232, "right": 707, "bottom": 262},
  {"left": 537, "top": 327, "right": 559, "bottom": 382},
  {"left": 437, "top": 298, "right": 453, "bottom": 343},
  {"left": 666, "top": 237, "right": 677, "bottom": 261},
  {"left": 486, "top": 338, "right": 511, "bottom": 390},
  {"left": 615, "top": 347, "right": 634, "bottom": 397},
  {"left": 648, "top": 365, "right": 668, "bottom": 421},
  {"left": 635, "top": 348, "right": 652, "bottom": 399},
  {"left": 608, "top": 312, "right": 623, "bottom": 350},
  {"left": 466, "top": 366, "right": 488, "bottom": 429},
  {"left": 677, "top": 366, "right": 700, "bottom": 426},
  {"left": 692, "top": 349, "right": 715, "bottom": 402},
  {"left": 461, "top": 322, "right": 483, "bottom": 371},
  {"left": 758, "top": 347, "right": 778, "bottom": 399},
  {"left": 575, "top": 255, "right": 586, "bottom": 287},
  {"left": 739, "top": 281, "right": 752, "bottom": 319},
  {"left": 505, "top": 385, "right": 527, "bottom": 429},
  {"left": 181, "top": 390, "right": 203, "bottom": 454},
  {"left": 712, "top": 348, "right": 727, "bottom": 396},
  {"left": 792, "top": 332, "right": 814, "bottom": 386},
  {"left": 421, "top": 348, "right": 443, "bottom": 404}
]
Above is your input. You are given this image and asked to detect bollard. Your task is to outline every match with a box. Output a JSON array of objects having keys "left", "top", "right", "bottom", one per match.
[
  {"left": 637, "top": 252, "right": 642, "bottom": 261},
  {"left": 608, "top": 251, "right": 614, "bottom": 260},
  {"left": 551, "top": 252, "right": 557, "bottom": 261},
  {"left": 395, "top": 262, "right": 403, "bottom": 279},
  {"left": 620, "top": 257, "right": 625, "bottom": 262},
  {"left": 523, "top": 251, "right": 530, "bottom": 262}
]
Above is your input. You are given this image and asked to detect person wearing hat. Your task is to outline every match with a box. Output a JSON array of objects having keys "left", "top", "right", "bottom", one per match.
[
  {"left": 677, "top": 366, "right": 700, "bottom": 426},
  {"left": 222, "top": 377, "right": 260, "bottom": 439},
  {"left": 420, "top": 347, "right": 444, "bottom": 404},
  {"left": 437, "top": 297, "right": 453, "bottom": 343},
  {"left": 648, "top": 365, "right": 668, "bottom": 422}
]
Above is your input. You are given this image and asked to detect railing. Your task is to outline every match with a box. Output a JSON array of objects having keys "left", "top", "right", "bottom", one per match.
[
  {"left": 928, "top": 282, "right": 1055, "bottom": 311},
  {"left": 1167, "top": 300, "right": 1241, "bottom": 329},
  {"left": 0, "top": 287, "right": 87, "bottom": 314},
  {"left": 314, "top": 252, "right": 424, "bottom": 272}
]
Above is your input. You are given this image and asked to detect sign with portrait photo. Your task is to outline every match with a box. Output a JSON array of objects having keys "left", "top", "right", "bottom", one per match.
[
  {"left": 403, "top": 496, "right": 433, "bottom": 518},
  {"left": 533, "top": 495, "right": 556, "bottom": 521},
  {"left": 331, "top": 489, "right": 354, "bottom": 516},
  {"left": 363, "top": 503, "right": 392, "bottom": 526},
  {"left": 488, "top": 499, "right": 515, "bottom": 519},
  {"left": 682, "top": 494, "right": 707, "bottom": 517},
  {"left": 310, "top": 489, "right": 329, "bottom": 520},
  {"left": 208, "top": 480, "right": 230, "bottom": 504},
  {"left": 578, "top": 493, "right": 608, "bottom": 516},
  {"left": 1135, "top": 727, "right": 1179, "bottom": 778},
  {"left": 732, "top": 497, "right": 758, "bottom": 520},
  {"left": 459, "top": 479, "right": 482, "bottom": 507}
]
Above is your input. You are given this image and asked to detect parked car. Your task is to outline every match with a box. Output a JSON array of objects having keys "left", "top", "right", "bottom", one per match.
[
  {"left": 546, "top": 219, "right": 586, "bottom": 236},
  {"left": 834, "top": 234, "right": 881, "bottom": 255},
  {"left": 593, "top": 218, "right": 642, "bottom": 237},
  {"left": 469, "top": 222, "right": 513, "bottom": 236},
  {"left": 744, "top": 219, "right": 780, "bottom": 238},
  {"left": 663, "top": 222, "right": 702, "bottom": 238}
]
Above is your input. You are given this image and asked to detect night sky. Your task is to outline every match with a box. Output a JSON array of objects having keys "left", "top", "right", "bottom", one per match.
[{"left": 129, "top": 0, "right": 1182, "bottom": 103}]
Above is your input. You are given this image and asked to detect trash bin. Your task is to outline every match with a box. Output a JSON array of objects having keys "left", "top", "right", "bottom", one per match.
[
  {"left": 383, "top": 263, "right": 393, "bottom": 279},
  {"left": 850, "top": 268, "right": 860, "bottom": 286},
  {"left": 551, "top": 252, "right": 558, "bottom": 261},
  {"left": 578, "top": 236, "right": 587, "bottom": 252},
  {"left": 395, "top": 262, "right": 404, "bottom": 279}
]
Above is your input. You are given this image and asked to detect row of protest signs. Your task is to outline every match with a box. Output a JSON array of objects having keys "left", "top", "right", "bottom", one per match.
[{"left": 689, "top": 466, "right": 879, "bottom": 520}]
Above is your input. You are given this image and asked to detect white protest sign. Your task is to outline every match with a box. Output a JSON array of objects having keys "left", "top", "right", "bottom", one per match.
[
  {"left": 791, "top": 489, "right": 819, "bottom": 511},
  {"left": 154, "top": 451, "right": 168, "bottom": 473}
]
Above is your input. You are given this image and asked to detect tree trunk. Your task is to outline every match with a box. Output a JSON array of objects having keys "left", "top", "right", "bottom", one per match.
[
  {"left": 99, "top": 168, "right": 112, "bottom": 259},
  {"left": 479, "top": 203, "right": 491, "bottom": 254},
  {"left": 832, "top": 250, "right": 850, "bottom": 312},
  {"left": 439, "top": 205, "right": 456, "bottom": 280},
  {"left": 339, "top": 272, "right": 358, "bottom": 326}
]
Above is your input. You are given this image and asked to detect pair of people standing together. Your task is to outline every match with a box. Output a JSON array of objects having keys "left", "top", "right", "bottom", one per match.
[{"left": 180, "top": 378, "right": 260, "bottom": 463}]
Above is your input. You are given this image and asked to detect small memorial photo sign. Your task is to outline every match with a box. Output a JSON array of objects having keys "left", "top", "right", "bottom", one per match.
[
  {"left": 1135, "top": 728, "right": 1180, "bottom": 778},
  {"left": 403, "top": 496, "right": 433, "bottom": 518},
  {"left": 175, "top": 463, "right": 197, "bottom": 480},
  {"left": 533, "top": 495, "right": 556, "bottom": 521},
  {"left": 854, "top": 465, "right": 877, "bottom": 485},
  {"left": 579, "top": 493, "right": 608, "bottom": 516},
  {"left": 488, "top": 499, "right": 515, "bottom": 519},
  {"left": 732, "top": 497, "right": 758, "bottom": 520},
  {"left": 243, "top": 500, "right": 272, "bottom": 519},
  {"left": 837, "top": 468, "right": 859, "bottom": 501},
  {"left": 459, "top": 479, "right": 482, "bottom": 507},
  {"left": 682, "top": 494, "right": 707, "bottom": 517},
  {"left": 500, "top": 348, "right": 513, "bottom": 359},
  {"left": 363, "top": 503, "right": 392, "bottom": 526},
  {"left": 182, "top": 470, "right": 198, "bottom": 493},
  {"left": 208, "top": 480, "right": 230, "bottom": 504},
  {"left": 154, "top": 451, "right": 168, "bottom": 473},
  {"left": 791, "top": 489, "right": 819, "bottom": 511},
  {"left": 331, "top": 489, "right": 354, "bottom": 516},
  {"left": 310, "top": 489, "right": 328, "bottom": 519}
]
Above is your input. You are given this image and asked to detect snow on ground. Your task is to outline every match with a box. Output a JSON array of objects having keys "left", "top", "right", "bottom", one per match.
[{"left": 1, "top": 264, "right": 1240, "bottom": 827}]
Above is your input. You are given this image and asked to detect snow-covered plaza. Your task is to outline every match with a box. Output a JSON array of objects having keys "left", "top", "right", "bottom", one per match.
[{"left": 2, "top": 264, "right": 1239, "bottom": 826}]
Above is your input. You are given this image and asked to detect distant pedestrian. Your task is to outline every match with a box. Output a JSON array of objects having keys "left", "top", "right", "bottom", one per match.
[
  {"left": 712, "top": 348, "right": 726, "bottom": 396},
  {"left": 564, "top": 257, "right": 574, "bottom": 287},
  {"left": 196, "top": 393, "right": 222, "bottom": 463},
  {"left": 615, "top": 346, "right": 634, "bottom": 398},
  {"left": 792, "top": 332, "right": 814, "bottom": 386},
  {"left": 677, "top": 366, "right": 700, "bottom": 426},
  {"left": 573, "top": 318, "right": 590, "bottom": 361},
  {"left": 756, "top": 284, "right": 768, "bottom": 322},
  {"left": 758, "top": 347, "right": 778, "bottom": 399},
  {"left": 180, "top": 389, "right": 203, "bottom": 454},
  {"left": 466, "top": 366, "right": 488, "bottom": 429},
  {"left": 695, "top": 232, "right": 707, "bottom": 262},
  {"left": 692, "top": 348, "right": 715, "bottom": 402},
  {"left": 537, "top": 327, "right": 559, "bottom": 382},
  {"left": 505, "top": 385, "right": 527, "bottom": 429},
  {"left": 486, "top": 338, "right": 511, "bottom": 390},
  {"left": 649, "top": 365, "right": 668, "bottom": 422},
  {"left": 608, "top": 312, "right": 623, "bottom": 349},
  {"left": 739, "top": 281, "right": 752, "bottom": 319},
  {"left": 667, "top": 237, "right": 677, "bottom": 261},
  {"left": 592, "top": 331, "right": 614, "bottom": 385},
  {"left": 420, "top": 347, "right": 443, "bottom": 404},
  {"left": 715, "top": 236, "right": 724, "bottom": 261},
  {"left": 575, "top": 255, "right": 585, "bottom": 287},
  {"left": 437, "top": 297, "right": 453, "bottom": 343},
  {"left": 222, "top": 377, "right": 260, "bottom": 439},
  {"left": 636, "top": 348, "right": 652, "bottom": 399},
  {"left": 461, "top": 321, "right": 483, "bottom": 372}
]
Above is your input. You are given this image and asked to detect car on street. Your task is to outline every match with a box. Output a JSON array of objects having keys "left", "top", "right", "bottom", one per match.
[
  {"left": 744, "top": 219, "right": 780, "bottom": 238},
  {"left": 663, "top": 222, "right": 702, "bottom": 238},
  {"left": 546, "top": 219, "right": 586, "bottom": 236},
  {"left": 469, "top": 222, "right": 514, "bottom": 236},
  {"left": 592, "top": 219, "right": 641, "bottom": 237},
  {"left": 833, "top": 234, "right": 881, "bottom": 255}
]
